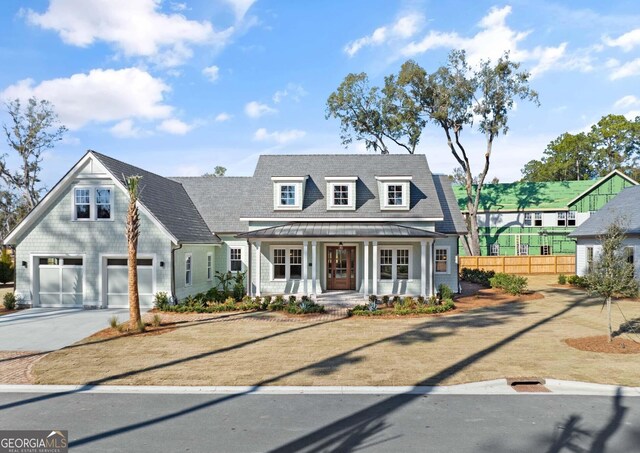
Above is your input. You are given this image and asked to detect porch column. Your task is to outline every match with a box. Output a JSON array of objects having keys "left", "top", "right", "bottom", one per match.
[
  {"left": 372, "top": 240, "right": 378, "bottom": 296},
  {"left": 255, "top": 241, "right": 261, "bottom": 297},
  {"left": 363, "top": 240, "right": 369, "bottom": 298},
  {"left": 429, "top": 240, "right": 435, "bottom": 297},
  {"left": 311, "top": 240, "right": 317, "bottom": 297},
  {"left": 421, "top": 239, "right": 427, "bottom": 297},
  {"left": 303, "top": 240, "right": 308, "bottom": 296}
]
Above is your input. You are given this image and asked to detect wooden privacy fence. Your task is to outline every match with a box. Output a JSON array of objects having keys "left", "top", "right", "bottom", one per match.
[{"left": 459, "top": 255, "right": 576, "bottom": 275}]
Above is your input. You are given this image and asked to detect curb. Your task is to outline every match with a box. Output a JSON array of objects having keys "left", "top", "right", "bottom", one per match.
[{"left": 0, "top": 379, "right": 638, "bottom": 396}]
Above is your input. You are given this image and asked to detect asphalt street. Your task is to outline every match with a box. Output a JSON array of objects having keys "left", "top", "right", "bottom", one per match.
[{"left": 1, "top": 391, "right": 639, "bottom": 452}]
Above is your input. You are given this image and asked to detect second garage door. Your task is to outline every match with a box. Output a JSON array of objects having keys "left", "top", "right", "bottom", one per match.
[{"left": 105, "top": 258, "right": 155, "bottom": 307}]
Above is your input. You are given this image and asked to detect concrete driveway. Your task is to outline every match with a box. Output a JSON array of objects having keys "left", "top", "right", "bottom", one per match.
[{"left": 0, "top": 308, "right": 131, "bottom": 351}]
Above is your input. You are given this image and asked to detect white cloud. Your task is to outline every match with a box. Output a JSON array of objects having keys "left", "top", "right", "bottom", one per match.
[
  {"left": 26, "top": 0, "right": 234, "bottom": 67},
  {"left": 272, "top": 83, "right": 307, "bottom": 103},
  {"left": 604, "top": 28, "right": 640, "bottom": 52},
  {"left": 202, "top": 65, "right": 220, "bottom": 82},
  {"left": 157, "top": 118, "right": 194, "bottom": 135},
  {"left": 612, "top": 95, "right": 640, "bottom": 120},
  {"left": 344, "top": 13, "right": 424, "bottom": 57},
  {"left": 400, "top": 5, "right": 590, "bottom": 77},
  {"left": 609, "top": 58, "right": 640, "bottom": 80},
  {"left": 215, "top": 112, "right": 232, "bottom": 122},
  {"left": 0, "top": 67, "right": 173, "bottom": 130},
  {"left": 223, "top": 0, "right": 257, "bottom": 21},
  {"left": 254, "top": 128, "right": 305, "bottom": 144},
  {"left": 110, "top": 119, "right": 146, "bottom": 138},
  {"left": 244, "top": 101, "right": 276, "bottom": 118},
  {"left": 169, "top": 2, "right": 188, "bottom": 12}
]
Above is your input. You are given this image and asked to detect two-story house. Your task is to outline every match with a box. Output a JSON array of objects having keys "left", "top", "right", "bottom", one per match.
[
  {"left": 453, "top": 170, "right": 637, "bottom": 256},
  {"left": 4, "top": 151, "right": 467, "bottom": 308}
]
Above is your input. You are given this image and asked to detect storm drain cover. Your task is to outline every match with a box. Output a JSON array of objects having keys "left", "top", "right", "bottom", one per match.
[{"left": 507, "top": 377, "right": 550, "bottom": 393}]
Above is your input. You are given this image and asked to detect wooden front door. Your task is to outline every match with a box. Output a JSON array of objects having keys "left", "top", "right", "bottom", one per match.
[{"left": 326, "top": 246, "right": 356, "bottom": 290}]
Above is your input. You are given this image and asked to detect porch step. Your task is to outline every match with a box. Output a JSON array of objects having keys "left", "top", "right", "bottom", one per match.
[{"left": 316, "top": 291, "right": 365, "bottom": 307}]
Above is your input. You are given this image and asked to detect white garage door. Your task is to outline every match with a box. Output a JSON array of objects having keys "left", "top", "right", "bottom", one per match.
[
  {"left": 106, "top": 258, "right": 154, "bottom": 307},
  {"left": 38, "top": 257, "right": 83, "bottom": 306}
]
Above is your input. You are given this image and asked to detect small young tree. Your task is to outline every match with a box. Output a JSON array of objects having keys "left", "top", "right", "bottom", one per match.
[
  {"left": 585, "top": 222, "right": 639, "bottom": 342},
  {"left": 125, "top": 175, "right": 143, "bottom": 330},
  {"left": 0, "top": 247, "right": 14, "bottom": 284}
]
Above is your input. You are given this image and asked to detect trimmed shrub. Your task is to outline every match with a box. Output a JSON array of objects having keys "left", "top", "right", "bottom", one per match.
[
  {"left": 489, "top": 273, "right": 528, "bottom": 295},
  {"left": 558, "top": 274, "right": 567, "bottom": 285},
  {"left": 3, "top": 292, "right": 16, "bottom": 310},
  {"left": 351, "top": 299, "right": 455, "bottom": 316},
  {"left": 153, "top": 292, "right": 170, "bottom": 310},
  {"left": 567, "top": 275, "right": 588, "bottom": 287},
  {"left": 381, "top": 295, "right": 390, "bottom": 305},
  {"left": 438, "top": 283, "right": 454, "bottom": 301},
  {"left": 460, "top": 268, "right": 495, "bottom": 287}
]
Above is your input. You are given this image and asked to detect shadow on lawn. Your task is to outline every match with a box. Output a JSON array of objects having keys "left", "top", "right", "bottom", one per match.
[{"left": 1, "top": 289, "right": 598, "bottom": 450}]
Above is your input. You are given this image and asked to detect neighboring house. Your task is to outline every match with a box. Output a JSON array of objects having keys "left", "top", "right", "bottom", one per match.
[
  {"left": 4, "top": 151, "right": 467, "bottom": 308},
  {"left": 569, "top": 185, "right": 640, "bottom": 279},
  {"left": 453, "top": 170, "right": 637, "bottom": 256}
]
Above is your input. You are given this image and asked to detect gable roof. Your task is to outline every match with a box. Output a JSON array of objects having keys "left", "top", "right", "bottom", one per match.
[
  {"left": 169, "top": 176, "right": 253, "bottom": 234},
  {"left": 569, "top": 185, "right": 640, "bottom": 237},
  {"left": 242, "top": 154, "right": 444, "bottom": 220},
  {"left": 453, "top": 170, "right": 638, "bottom": 213},
  {"left": 453, "top": 179, "right": 600, "bottom": 212},
  {"left": 433, "top": 175, "right": 467, "bottom": 234},
  {"left": 91, "top": 151, "right": 219, "bottom": 244}
]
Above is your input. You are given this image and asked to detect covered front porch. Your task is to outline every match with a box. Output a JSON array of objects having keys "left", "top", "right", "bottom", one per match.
[{"left": 237, "top": 222, "right": 449, "bottom": 299}]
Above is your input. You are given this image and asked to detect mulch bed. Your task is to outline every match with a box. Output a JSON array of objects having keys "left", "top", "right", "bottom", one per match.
[
  {"left": 564, "top": 335, "right": 640, "bottom": 354},
  {"left": 87, "top": 323, "right": 178, "bottom": 340},
  {"left": 454, "top": 287, "right": 544, "bottom": 312}
]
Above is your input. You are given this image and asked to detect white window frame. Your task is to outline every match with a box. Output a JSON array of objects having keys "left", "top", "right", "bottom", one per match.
[
  {"left": 517, "top": 244, "right": 529, "bottom": 256},
  {"left": 376, "top": 176, "right": 411, "bottom": 211},
  {"left": 434, "top": 246, "right": 450, "bottom": 274},
  {"left": 489, "top": 243, "right": 500, "bottom": 256},
  {"left": 325, "top": 177, "right": 357, "bottom": 211},
  {"left": 378, "top": 246, "right": 413, "bottom": 281},
  {"left": 586, "top": 246, "right": 594, "bottom": 274},
  {"left": 523, "top": 212, "right": 532, "bottom": 227},
  {"left": 270, "top": 246, "right": 303, "bottom": 281},
  {"left": 534, "top": 212, "right": 543, "bottom": 227},
  {"left": 228, "top": 247, "right": 243, "bottom": 273},
  {"left": 557, "top": 211, "right": 567, "bottom": 227},
  {"left": 272, "top": 177, "right": 306, "bottom": 211},
  {"left": 72, "top": 185, "right": 114, "bottom": 221},
  {"left": 567, "top": 210, "right": 576, "bottom": 226},
  {"left": 185, "top": 253, "right": 192, "bottom": 286},
  {"left": 206, "top": 252, "right": 213, "bottom": 281}
]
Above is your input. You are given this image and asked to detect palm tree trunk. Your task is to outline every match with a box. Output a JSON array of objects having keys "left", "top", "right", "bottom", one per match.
[{"left": 128, "top": 241, "right": 140, "bottom": 329}]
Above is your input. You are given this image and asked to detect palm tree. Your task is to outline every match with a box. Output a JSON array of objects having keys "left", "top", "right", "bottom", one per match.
[{"left": 125, "top": 175, "right": 142, "bottom": 330}]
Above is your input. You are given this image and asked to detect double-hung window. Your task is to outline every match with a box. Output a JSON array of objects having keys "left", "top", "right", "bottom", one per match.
[
  {"left": 523, "top": 213, "right": 532, "bottom": 227},
  {"left": 534, "top": 212, "right": 543, "bottom": 226},
  {"left": 280, "top": 185, "right": 296, "bottom": 206},
  {"left": 490, "top": 243, "right": 500, "bottom": 256},
  {"left": 272, "top": 247, "right": 303, "bottom": 280},
  {"left": 518, "top": 244, "right": 529, "bottom": 256},
  {"left": 73, "top": 186, "right": 113, "bottom": 221},
  {"left": 387, "top": 185, "right": 404, "bottom": 206},
  {"left": 567, "top": 211, "right": 576, "bottom": 226},
  {"left": 185, "top": 254, "right": 192, "bottom": 286},
  {"left": 376, "top": 177, "right": 411, "bottom": 210},
  {"left": 379, "top": 248, "right": 411, "bottom": 280},
  {"left": 74, "top": 188, "right": 91, "bottom": 219},
  {"left": 207, "top": 253, "right": 213, "bottom": 281},
  {"left": 333, "top": 185, "right": 349, "bottom": 206},
  {"left": 435, "top": 247, "right": 449, "bottom": 274},
  {"left": 229, "top": 248, "right": 242, "bottom": 272},
  {"left": 557, "top": 212, "right": 567, "bottom": 226}
]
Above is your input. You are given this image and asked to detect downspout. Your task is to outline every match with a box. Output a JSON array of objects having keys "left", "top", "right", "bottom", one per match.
[
  {"left": 246, "top": 239, "right": 252, "bottom": 297},
  {"left": 171, "top": 242, "right": 183, "bottom": 304},
  {"left": 431, "top": 240, "right": 436, "bottom": 297},
  {"left": 456, "top": 236, "right": 461, "bottom": 293}
]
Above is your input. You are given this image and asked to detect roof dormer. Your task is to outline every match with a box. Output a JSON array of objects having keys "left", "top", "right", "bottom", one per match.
[
  {"left": 272, "top": 176, "right": 307, "bottom": 211},
  {"left": 375, "top": 176, "right": 412, "bottom": 211},
  {"left": 325, "top": 176, "right": 357, "bottom": 211}
]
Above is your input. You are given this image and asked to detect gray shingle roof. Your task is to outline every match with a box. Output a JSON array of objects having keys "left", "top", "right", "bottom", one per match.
[
  {"left": 569, "top": 185, "right": 640, "bottom": 237},
  {"left": 237, "top": 222, "right": 446, "bottom": 239},
  {"left": 91, "top": 151, "right": 219, "bottom": 244},
  {"left": 244, "top": 154, "right": 444, "bottom": 219},
  {"left": 433, "top": 175, "right": 468, "bottom": 234},
  {"left": 169, "top": 176, "right": 253, "bottom": 233}
]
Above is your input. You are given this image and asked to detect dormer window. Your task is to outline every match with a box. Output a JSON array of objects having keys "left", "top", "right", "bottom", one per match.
[
  {"left": 375, "top": 176, "right": 411, "bottom": 210},
  {"left": 326, "top": 176, "right": 357, "bottom": 210},
  {"left": 272, "top": 176, "right": 307, "bottom": 210}
]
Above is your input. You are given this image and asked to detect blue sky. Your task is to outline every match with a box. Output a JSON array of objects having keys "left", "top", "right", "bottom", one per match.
[{"left": 1, "top": 0, "right": 640, "bottom": 187}]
